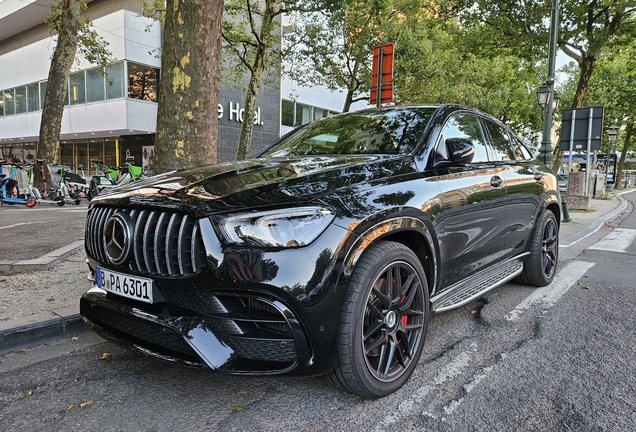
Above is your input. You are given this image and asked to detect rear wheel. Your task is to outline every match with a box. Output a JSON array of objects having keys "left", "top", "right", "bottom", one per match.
[
  {"left": 328, "top": 241, "right": 429, "bottom": 398},
  {"left": 54, "top": 196, "right": 65, "bottom": 206},
  {"left": 515, "top": 210, "right": 558, "bottom": 287},
  {"left": 25, "top": 198, "right": 37, "bottom": 207}
]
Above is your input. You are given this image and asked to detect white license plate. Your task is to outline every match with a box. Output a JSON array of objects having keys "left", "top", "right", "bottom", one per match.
[{"left": 96, "top": 267, "right": 154, "bottom": 304}]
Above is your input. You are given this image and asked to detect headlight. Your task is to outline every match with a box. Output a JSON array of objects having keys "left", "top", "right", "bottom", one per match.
[{"left": 218, "top": 207, "right": 335, "bottom": 248}]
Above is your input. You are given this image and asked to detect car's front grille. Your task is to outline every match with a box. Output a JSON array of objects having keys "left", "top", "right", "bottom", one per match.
[{"left": 86, "top": 206, "right": 207, "bottom": 276}]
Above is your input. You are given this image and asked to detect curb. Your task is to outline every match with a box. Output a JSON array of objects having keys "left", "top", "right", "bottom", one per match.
[
  {"left": 560, "top": 191, "right": 634, "bottom": 248},
  {"left": 0, "top": 240, "right": 84, "bottom": 273},
  {"left": 0, "top": 306, "right": 89, "bottom": 355}
]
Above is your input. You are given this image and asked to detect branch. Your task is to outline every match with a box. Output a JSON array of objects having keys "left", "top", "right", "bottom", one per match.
[{"left": 559, "top": 42, "right": 583, "bottom": 64}]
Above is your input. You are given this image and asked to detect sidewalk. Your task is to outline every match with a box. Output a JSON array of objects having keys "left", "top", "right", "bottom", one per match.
[{"left": 1, "top": 190, "right": 634, "bottom": 355}]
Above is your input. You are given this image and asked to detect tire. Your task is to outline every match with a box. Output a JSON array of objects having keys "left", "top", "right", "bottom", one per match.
[
  {"left": 54, "top": 196, "right": 65, "bottom": 207},
  {"left": 25, "top": 198, "right": 37, "bottom": 207},
  {"left": 515, "top": 210, "right": 558, "bottom": 287},
  {"left": 328, "top": 241, "right": 429, "bottom": 398}
]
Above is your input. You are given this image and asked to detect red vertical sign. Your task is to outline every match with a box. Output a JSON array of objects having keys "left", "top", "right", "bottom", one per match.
[{"left": 370, "top": 44, "right": 394, "bottom": 106}]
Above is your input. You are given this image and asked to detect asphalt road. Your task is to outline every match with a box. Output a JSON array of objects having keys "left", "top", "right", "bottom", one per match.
[
  {"left": 1, "top": 195, "right": 635, "bottom": 431},
  {"left": 0, "top": 201, "right": 88, "bottom": 261}
]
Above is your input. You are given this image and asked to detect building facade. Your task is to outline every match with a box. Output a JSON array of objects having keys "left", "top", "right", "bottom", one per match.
[{"left": 0, "top": 0, "right": 282, "bottom": 174}]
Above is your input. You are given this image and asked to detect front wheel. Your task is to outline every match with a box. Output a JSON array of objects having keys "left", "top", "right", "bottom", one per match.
[
  {"left": 328, "top": 241, "right": 429, "bottom": 398},
  {"left": 515, "top": 210, "right": 558, "bottom": 287},
  {"left": 54, "top": 196, "right": 65, "bottom": 207}
]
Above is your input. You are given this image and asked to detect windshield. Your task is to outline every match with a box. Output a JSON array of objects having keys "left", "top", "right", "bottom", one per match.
[{"left": 258, "top": 107, "right": 436, "bottom": 157}]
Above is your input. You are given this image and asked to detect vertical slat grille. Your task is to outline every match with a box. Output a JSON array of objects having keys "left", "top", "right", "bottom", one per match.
[{"left": 85, "top": 206, "right": 206, "bottom": 277}]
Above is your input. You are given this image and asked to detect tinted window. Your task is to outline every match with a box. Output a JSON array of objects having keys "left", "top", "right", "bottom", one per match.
[
  {"left": 259, "top": 108, "right": 435, "bottom": 157},
  {"left": 482, "top": 119, "right": 514, "bottom": 161},
  {"left": 441, "top": 114, "right": 489, "bottom": 163}
]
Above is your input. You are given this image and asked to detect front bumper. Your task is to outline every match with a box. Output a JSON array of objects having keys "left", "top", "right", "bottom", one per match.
[{"left": 80, "top": 285, "right": 316, "bottom": 375}]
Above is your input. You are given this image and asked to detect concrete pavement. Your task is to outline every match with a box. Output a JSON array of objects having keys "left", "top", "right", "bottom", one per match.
[{"left": 1, "top": 190, "right": 634, "bottom": 356}]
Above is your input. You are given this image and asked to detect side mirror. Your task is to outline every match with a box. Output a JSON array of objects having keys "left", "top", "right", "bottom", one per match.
[{"left": 446, "top": 137, "right": 475, "bottom": 165}]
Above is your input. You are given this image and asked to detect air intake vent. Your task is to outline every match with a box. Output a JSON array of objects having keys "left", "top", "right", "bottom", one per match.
[{"left": 86, "top": 206, "right": 206, "bottom": 276}]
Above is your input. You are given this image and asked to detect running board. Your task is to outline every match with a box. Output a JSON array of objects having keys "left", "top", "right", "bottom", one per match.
[{"left": 431, "top": 256, "right": 526, "bottom": 314}]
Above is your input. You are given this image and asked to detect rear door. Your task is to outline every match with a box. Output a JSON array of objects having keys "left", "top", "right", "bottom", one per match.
[{"left": 480, "top": 118, "right": 541, "bottom": 259}]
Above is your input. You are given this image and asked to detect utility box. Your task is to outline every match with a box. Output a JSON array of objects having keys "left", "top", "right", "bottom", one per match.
[{"left": 565, "top": 171, "right": 591, "bottom": 210}]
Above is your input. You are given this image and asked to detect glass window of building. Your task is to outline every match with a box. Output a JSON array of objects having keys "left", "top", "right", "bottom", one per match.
[
  {"left": 89, "top": 139, "right": 103, "bottom": 167},
  {"left": 60, "top": 142, "right": 74, "bottom": 167},
  {"left": 0, "top": 93, "right": 4, "bottom": 116},
  {"left": 74, "top": 140, "right": 89, "bottom": 174},
  {"left": 39, "top": 81, "right": 47, "bottom": 110},
  {"left": 15, "top": 86, "right": 27, "bottom": 114},
  {"left": 86, "top": 68, "right": 105, "bottom": 103},
  {"left": 282, "top": 100, "right": 294, "bottom": 127},
  {"left": 294, "top": 103, "right": 312, "bottom": 127},
  {"left": 128, "top": 62, "right": 158, "bottom": 102},
  {"left": 27, "top": 83, "right": 39, "bottom": 112},
  {"left": 24, "top": 142, "right": 36, "bottom": 162},
  {"left": 70, "top": 71, "right": 86, "bottom": 105},
  {"left": 104, "top": 138, "right": 118, "bottom": 167},
  {"left": 3, "top": 89, "right": 15, "bottom": 116},
  {"left": 106, "top": 62, "right": 125, "bottom": 100}
]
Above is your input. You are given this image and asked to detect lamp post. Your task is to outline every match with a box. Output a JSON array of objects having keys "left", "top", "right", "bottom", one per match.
[
  {"left": 537, "top": 0, "right": 560, "bottom": 168},
  {"left": 605, "top": 122, "right": 619, "bottom": 194}
]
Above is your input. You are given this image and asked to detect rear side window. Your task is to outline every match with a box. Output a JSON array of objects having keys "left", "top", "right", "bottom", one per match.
[{"left": 482, "top": 119, "right": 515, "bottom": 161}]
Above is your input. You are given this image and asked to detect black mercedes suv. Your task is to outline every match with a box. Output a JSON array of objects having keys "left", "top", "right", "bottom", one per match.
[{"left": 80, "top": 104, "right": 560, "bottom": 398}]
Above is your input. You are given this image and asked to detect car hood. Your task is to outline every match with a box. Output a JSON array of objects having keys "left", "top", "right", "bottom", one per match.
[{"left": 92, "top": 155, "right": 417, "bottom": 214}]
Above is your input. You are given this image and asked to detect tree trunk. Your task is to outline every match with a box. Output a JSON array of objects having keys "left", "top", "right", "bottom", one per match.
[
  {"left": 341, "top": 59, "right": 361, "bottom": 113},
  {"left": 154, "top": 0, "right": 223, "bottom": 174},
  {"left": 615, "top": 122, "right": 633, "bottom": 190},
  {"left": 36, "top": 0, "right": 81, "bottom": 189},
  {"left": 235, "top": 1, "right": 275, "bottom": 161}
]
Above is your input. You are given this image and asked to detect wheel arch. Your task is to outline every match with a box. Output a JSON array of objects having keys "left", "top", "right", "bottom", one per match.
[{"left": 342, "top": 216, "right": 438, "bottom": 296}]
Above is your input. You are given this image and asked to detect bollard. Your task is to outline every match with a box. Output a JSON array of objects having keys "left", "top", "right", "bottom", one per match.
[{"left": 562, "top": 197, "right": 571, "bottom": 222}]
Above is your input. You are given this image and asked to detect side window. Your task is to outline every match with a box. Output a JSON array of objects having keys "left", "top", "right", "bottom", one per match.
[
  {"left": 441, "top": 114, "right": 489, "bottom": 163},
  {"left": 482, "top": 120, "right": 514, "bottom": 161},
  {"left": 512, "top": 137, "right": 533, "bottom": 160}
]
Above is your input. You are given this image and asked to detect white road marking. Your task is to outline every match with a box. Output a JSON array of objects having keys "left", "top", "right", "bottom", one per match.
[
  {"left": 0, "top": 221, "right": 48, "bottom": 230},
  {"left": 588, "top": 228, "right": 636, "bottom": 253},
  {"left": 505, "top": 261, "right": 596, "bottom": 322},
  {"left": 377, "top": 345, "right": 476, "bottom": 430}
]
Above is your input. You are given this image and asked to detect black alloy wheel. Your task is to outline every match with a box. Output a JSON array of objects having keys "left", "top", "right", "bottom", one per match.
[
  {"left": 329, "top": 241, "right": 429, "bottom": 398},
  {"left": 515, "top": 210, "right": 558, "bottom": 287}
]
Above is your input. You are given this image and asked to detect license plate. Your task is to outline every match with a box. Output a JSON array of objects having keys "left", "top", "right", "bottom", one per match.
[{"left": 96, "top": 267, "right": 154, "bottom": 304}]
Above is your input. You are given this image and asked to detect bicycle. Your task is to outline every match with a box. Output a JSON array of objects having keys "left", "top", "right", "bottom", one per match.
[{"left": 0, "top": 160, "right": 37, "bottom": 207}]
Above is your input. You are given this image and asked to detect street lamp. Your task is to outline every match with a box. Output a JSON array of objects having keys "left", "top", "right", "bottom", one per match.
[
  {"left": 605, "top": 122, "right": 619, "bottom": 194},
  {"left": 537, "top": 0, "right": 560, "bottom": 168},
  {"left": 536, "top": 85, "right": 550, "bottom": 109}
]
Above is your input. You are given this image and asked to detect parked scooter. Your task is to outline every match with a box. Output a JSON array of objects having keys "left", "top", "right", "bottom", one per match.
[
  {"left": 87, "top": 160, "right": 120, "bottom": 201},
  {"left": 47, "top": 164, "right": 82, "bottom": 206},
  {"left": 22, "top": 161, "right": 59, "bottom": 205},
  {"left": 0, "top": 161, "right": 37, "bottom": 207}
]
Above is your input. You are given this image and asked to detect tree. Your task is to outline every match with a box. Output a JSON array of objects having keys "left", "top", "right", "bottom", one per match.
[
  {"left": 285, "top": 0, "right": 436, "bottom": 113},
  {"left": 285, "top": 3, "right": 543, "bottom": 136},
  {"left": 153, "top": 0, "right": 224, "bottom": 174},
  {"left": 37, "top": 0, "right": 111, "bottom": 186},
  {"left": 224, "top": 0, "right": 340, "bottom": 161},
  {"left": 458, "top": 0, "right": 636, "bottom": 170}
]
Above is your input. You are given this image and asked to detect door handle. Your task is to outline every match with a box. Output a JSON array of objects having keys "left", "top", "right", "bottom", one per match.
[{"left": 490, "top": 176, "right": 503, "bottom": 188}]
